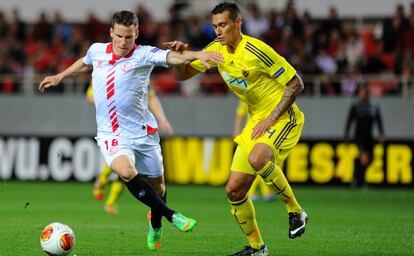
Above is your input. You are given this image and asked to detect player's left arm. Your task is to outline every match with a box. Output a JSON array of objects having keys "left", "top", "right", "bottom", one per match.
[
  {"left": 251, "top": 42, "right": 303, "bottom": 139},
  {"left": 148, "top": 87, "right": 174, "bottom": 136}
]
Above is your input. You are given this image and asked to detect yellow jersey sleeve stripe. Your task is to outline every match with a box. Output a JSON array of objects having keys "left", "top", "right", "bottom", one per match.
[{"left": 245, "top": 42, "right": 274, "bottom": 67}]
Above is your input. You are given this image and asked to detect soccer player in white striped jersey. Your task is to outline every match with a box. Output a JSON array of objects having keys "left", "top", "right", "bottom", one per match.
[{"left": 39, "top": 10, "right": 223, "bottom": 252}]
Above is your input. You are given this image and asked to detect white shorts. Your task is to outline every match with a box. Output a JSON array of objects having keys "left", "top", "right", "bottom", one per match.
[{"left": 96, "top": 133, "right": 164, "bottom": 178}]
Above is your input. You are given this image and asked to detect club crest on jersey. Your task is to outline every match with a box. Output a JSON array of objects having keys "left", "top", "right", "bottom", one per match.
[
  {"left": 121, "top": 62, "right": 132, "bottom": 72},
  {"left": 242, "top": 70, "right": 249, "bottom": 78}
]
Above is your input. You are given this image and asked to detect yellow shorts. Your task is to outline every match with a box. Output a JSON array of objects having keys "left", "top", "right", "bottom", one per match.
[{"left": 231, "top": 107, "right": 305, "bottom": 175}]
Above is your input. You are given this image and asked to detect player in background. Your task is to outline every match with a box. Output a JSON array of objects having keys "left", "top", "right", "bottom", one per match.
[
  {"left": 39, "top": 10, "right": 223, "bottom": 252},
  {"left": 233, "top": 100, "right": 275, "bottom": 203},
  {"left": 169, "top": 2, "right": 308, "bottom": 255},
  {"left": 345, "top": 85, "right": 385, "bottom": 188},
  {"left": 87, "top": 84, "right": 174, "bottom": 214}
]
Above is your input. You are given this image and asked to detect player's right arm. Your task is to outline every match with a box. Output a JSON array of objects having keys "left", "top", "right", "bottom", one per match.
[
  {"left": 165, "top": 40, "right": 219, "bottom": 81},
  {"left": 39, "top": 58, "right": 91, "bottom": 93}
]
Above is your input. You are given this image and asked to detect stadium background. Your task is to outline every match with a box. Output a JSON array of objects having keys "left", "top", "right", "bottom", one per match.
[
  {"left": 0, "top": 0, "right": 412, "bottom": 186},
  {"left": 0, "top": 0, "right": 413, "bottom": 255}
]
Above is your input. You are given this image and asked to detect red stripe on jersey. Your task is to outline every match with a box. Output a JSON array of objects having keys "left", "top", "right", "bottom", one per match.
[
  {"left": 112, "top": 122, "right": 119, "bottom": 133},
  {"left": 107, "top": 76, "right": 115, "bottom": 85},
  {"left": 111, "top": 117, "right": 118, "bottom": 127},
  {"left": 110, "top": 111, "right": 116, "bottom": 120},
  {"left": 108, "top": 105, "right": 116, "bottom": 114},
  {"left": 106, "top": 83, "right": 114, "bottom": 93},
  {"left": 107, "top": 89, "right": 115, "bottom": 99}
]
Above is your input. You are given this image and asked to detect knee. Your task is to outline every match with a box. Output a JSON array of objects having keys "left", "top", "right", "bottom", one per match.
[
  {"left": 116, "top": 166, "right": 136, "bottom": 181},
  {"left": 225, "top": 184, "right": 246, "bottom": 202},
  {"left": 248, "top": 154, "right": 268, "bottom": 172}
]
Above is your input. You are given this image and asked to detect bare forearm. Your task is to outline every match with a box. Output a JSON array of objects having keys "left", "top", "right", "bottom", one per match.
[
  {"left": 167, "top": 51, "right": 200, "bottom": 66},
  {"left": 149, "top": 94, "right": 167, "bottom": 123},
  {"left": 57, "top": 58, "right": 90, "bottom": 80},
  {"left": 269, "top": 74, "right": 304, "bottom": 123}
]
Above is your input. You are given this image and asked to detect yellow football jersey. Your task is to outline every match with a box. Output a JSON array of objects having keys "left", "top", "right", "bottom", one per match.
[{"left": 191, "top": 34, "right": 299, "bottom": 121}]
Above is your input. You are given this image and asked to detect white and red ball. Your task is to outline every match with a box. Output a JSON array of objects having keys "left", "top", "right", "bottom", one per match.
[{"left": 40, "top": 222, "right": 75, "bottom": 256}]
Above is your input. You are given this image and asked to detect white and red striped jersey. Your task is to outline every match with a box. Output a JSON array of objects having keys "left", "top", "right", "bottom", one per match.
[{"left": 83, "top": 43, "right": 170, "bottom": 138}]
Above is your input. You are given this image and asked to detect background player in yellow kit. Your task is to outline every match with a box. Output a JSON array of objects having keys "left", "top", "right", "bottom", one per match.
[
  {"left": 169, "top": 2, "right": 308, "bottom": 255},
  {"left": 87, "top": 84, "right": 174, "bottom": 214}
]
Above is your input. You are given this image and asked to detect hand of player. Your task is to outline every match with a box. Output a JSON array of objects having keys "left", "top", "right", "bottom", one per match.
[
  {"left": 38, "top": 75, "right": 62, "bottom": 93},
  {"left": 164, "top": 41, "right": 189, "bottom": 51},
  {"left": 158, "top": 119, "right": 174, "bottom": 136},
  {"left": 251, "top": 118, "right": 274, "bottom": 140},
  {"left": 196, "top": 51, "right": 223, "bottom": 69}
]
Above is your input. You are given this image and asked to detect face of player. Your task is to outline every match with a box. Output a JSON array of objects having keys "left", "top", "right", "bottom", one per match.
[
  {"left": 212, "top": 10, "right": 242, "bottom": 46},
  {"left": 110, "top": 23, "right": 138, "bottom": 56}
]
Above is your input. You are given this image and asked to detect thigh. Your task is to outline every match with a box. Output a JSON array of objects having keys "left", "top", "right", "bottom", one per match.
[
  {"left": 230, "top": 145, "right": 256, "bottom": 176},
  {"left": 96, "top": 136, "right": 135, "bottom": 168},
  {"left": 132, "top": 135, "right": 164, "bottom": 178}
]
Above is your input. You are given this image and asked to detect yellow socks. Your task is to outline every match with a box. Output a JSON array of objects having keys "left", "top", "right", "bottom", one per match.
[
  {"left": 229, "top": 195, "right": 264, "bottom": 249},
  {"left": 106, "top": 179, "right": 125, "bottom": 207},
  {"left": 98, "top": 164, "right": 113, "bottom": 185},
  {"left": 257, "top": 161, "right": 302, "bottom": 213}
]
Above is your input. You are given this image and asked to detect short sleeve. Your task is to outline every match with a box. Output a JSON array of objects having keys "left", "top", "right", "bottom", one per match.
[
  {"left": 248, "top": 40, "right": 296, "bottom": 86},
  {"left": 144, "top": 46, "right": 170, "bottom": 67},
  {"left": 83, "top": 44, "right": 96, "bottom": 66}
]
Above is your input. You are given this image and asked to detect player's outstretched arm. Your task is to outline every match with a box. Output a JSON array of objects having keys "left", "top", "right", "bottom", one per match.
[
  {"left": 38, "top": 58, "right": 91, "bottom": 93},
  {"left": 167, "top": 50, "right": 223, "bottom": 68},
  {"left": 163, "top": 41, "right": 211, "bottom": 80}
]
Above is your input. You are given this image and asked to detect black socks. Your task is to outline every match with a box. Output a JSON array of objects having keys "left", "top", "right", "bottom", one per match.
[{"left": 125, "top": 175, "right": 174, "bottom": 222}]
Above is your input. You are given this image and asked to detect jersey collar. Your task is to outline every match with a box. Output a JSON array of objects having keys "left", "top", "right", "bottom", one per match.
[{"left": 106, "top": 43, "right": 137, "bottom": 65}]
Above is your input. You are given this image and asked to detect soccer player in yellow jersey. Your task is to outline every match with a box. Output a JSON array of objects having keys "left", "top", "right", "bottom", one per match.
[
  {"left": 168, "top": 2, "right": 308, "bottom": 255},
  {"left": 87, "top": 84, "right": 174, "bottom": 215}
]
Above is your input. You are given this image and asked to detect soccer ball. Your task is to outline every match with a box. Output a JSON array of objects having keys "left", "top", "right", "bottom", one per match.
[{"left": 40, "top": 222, "right": 75, "bottom": 256}]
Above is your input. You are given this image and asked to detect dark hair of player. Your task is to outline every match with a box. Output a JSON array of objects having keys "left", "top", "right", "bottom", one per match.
[
  {"left": 112, "top": 10, "right": 139, "bottom": 28},
  {"left": 211, "top": 2, "right": 241, "bottom": 21}
]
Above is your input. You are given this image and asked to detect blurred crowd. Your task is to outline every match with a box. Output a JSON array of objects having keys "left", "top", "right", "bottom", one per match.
[{"left": 0, "top": 1, "right": 413, "bottom": 96}]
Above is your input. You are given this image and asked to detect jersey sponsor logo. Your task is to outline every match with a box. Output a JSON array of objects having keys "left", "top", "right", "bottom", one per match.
[
  {"left": 121, "top": 61, "right": 132, "bottom": 72},
  {"left": 272, "top": 67, "right": 285, "bottom": 79},
  {"left": 222, "top": 72, "right": 249, "bottom": 89}
]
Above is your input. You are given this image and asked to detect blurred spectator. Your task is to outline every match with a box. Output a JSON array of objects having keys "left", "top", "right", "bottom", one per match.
[
  {"left": 10, "top": 8, "right": 26, "bottom": 41},
  {"left": 32, "top": 12, "right": 52, "bottom": 43},
  {"left": 341, "top": 66, "right": 363, "bottom": 96},
  {"left": 0, "top": 10, "right": 8, "bottom": 39},
  {"left": 244, "top": 3, "right": 269, "bottom": 38},
  {"left": 315, "top": 49, "right": 337, "bottom": 74}
]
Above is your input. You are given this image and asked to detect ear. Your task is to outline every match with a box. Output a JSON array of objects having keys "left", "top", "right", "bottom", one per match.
[
  {"left": 136, "top": 29, "right": 139, "bottom": 39},
  {"left": 236, "top": 17, "right": 242, "bottom": 29},
  {"left": 110, "top": 27, "right": 114, "bottom": 38}
]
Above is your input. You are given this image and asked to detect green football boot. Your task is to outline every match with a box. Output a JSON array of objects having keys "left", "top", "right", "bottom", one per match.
[
  {"left": 171, "top": 213, "right": 197, "bottom": 232},
  {"left": 147, "top": 211, "right": 163, "bottom": 251}
]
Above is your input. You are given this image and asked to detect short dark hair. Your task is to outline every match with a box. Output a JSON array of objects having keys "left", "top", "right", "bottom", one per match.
[
  {"left": 211, "top": 2, "right": 241, "bottom": 21},
  {"left": 112, "top": 10, "right": 139, "bottom": 28}
]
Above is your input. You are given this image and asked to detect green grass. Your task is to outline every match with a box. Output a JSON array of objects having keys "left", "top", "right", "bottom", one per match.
[{"left": 0, "top": 181, "right": 413, "bottom": 256}]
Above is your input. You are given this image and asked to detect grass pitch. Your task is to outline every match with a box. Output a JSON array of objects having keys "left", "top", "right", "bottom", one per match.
[{"left": 0, "top": 181, "right": 413, "bottom": 255}]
